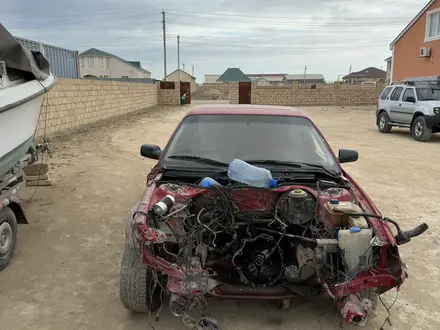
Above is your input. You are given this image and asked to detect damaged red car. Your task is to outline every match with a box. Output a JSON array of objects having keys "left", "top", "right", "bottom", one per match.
[{"left": 119, "top": 105, "right": 428, "bottom": 329}]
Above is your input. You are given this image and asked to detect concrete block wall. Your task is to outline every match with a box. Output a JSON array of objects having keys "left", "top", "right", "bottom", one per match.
[
  {"left": 250, "top": 84, "right": 382, "bottom": 106},
  {"left": 158, "top": 82, "right": 180, "bottom": 105},
  {"left": 228, "top": 82, "right": 239, "bottom": 104},
  {"left": 35, "top": 79, "right": 163, "bottom": 138}
]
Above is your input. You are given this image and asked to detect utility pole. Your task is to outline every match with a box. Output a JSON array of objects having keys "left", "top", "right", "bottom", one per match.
[
  {"left": 192, "top": 65, "right": 195, "bottom": 77},
  {"left": 182, "top": 63, "right": 185, "bottom": 72},
  {"left": 177, "top": 35, "right": 180, "bottom": 82},
  {"left": 349, "top": 65, "right": 352, "bottom": 74},
  {"left": 162, "top": 10, "right": 167, "bottom": 81},
  {"left": 303, "top": 65, "right": 307, "bottom": 85}
]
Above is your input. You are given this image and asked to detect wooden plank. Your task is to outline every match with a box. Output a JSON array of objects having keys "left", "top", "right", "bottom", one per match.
[
  {"left": 24, "top": 163, "right": 49, "bottom": 175},
  {"left": 26, "top": 180, "right": 52, "bottom": 187},
  {"left": 25, "top": 174, "right": 49, "bottom": 181}
]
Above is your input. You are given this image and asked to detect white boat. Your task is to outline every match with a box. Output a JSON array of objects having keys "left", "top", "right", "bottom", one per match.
[{"left": 0, "top": 24, "right": 56, "bottom": 178}]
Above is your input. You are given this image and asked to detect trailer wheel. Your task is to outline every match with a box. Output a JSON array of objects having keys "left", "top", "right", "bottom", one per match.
[
  {"left": 119, "top": 246, "right": 163, "bottom": 312},
  {"left": 0, "top": 207, "right": 18, "bottom": 271}
]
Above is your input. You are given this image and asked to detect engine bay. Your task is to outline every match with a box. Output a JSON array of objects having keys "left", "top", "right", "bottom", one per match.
[
  {"left": 132, "top": 177, "right": 431, "bottom": 329},
  {"left": 174, "top": 186, "right": 340, "bottom": 288},
  {"left": 148, "top": 183, "right": 373, "bottom": 287}
]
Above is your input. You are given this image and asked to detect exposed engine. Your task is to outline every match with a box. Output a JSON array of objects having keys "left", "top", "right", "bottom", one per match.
[
  {"left": 154, "top": 184, "right": 352, "bottom": 289},
  {"left": 136, "top": 181, "right": 427, "bottom": 329}
]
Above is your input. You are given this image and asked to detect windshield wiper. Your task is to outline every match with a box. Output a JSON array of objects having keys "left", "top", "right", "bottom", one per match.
[
  {"left": 244, "top": 160, "right": 302, "bottom": 168},
  {"left": 167, "top": 155, "right": 228, "bottom": 167},
  {"left": 298, "top": 162, "right": 340, "bottom": 177},
  {"left": 244, "top": 159, "right": 339, "bottom": 177}
]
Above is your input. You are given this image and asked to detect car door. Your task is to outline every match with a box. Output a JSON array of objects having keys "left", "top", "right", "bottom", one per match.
[
  {"left": 400, "top": 87, "right": 417, "bottom": 124},
  {"left": 378, "top": 86, "right": 394, "bottom": 109},
  {"left": 388, "top": 87, "right": 404, "bottom": 122}
]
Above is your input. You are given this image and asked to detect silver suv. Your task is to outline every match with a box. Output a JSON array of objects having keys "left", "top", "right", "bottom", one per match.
[{"left": 376, "top": 76, "right": 440, "bottom": 142}]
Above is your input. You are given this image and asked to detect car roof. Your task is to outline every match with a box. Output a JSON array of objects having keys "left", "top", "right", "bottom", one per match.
[{"left": 186, "top": 104, "right": 307, "bottom": 118}]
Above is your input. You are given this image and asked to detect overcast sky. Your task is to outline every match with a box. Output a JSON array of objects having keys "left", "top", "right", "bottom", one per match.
[{"left": 1, "top": 0, "right": 428, "bottom": 81}]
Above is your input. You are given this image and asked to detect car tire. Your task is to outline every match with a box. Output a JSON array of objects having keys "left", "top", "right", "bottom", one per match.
[
  {"left": 119, "top": 246, "right": 163, "bottom": 312},
  {"left": 0, "top": 207, "right": 18, "bottom": 271},
  {"left": 377, "top": 112, "right": 392, "bottom": 133},
  {"left": 411, "top": 116, "right": 432, "bottom": 142}
]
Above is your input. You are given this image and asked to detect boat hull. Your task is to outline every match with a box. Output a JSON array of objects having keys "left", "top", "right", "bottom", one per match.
[{"left": 0, "top": 74, "right": 56, "bottom": 178}]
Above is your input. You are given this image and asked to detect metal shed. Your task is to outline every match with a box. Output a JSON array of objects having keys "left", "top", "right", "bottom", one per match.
[{"left": 14, "top": 36, "right": 79, "bottom": 79}]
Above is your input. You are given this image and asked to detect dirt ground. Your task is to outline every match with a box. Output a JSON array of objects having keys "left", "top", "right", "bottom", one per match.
[{"left": 0, "top": 102, "right": 439, "bottom": 330}]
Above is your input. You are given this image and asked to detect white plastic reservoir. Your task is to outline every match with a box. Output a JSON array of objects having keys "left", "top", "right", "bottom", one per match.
[{"left": 338, "top": 227, "right": 373, "bottom": 274}]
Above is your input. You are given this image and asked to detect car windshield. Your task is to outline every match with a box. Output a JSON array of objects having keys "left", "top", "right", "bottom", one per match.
[
  {"left": 416, "top": 87, "right": 440, "bottom": 101},
  {"left": 163, "top": 114, "right": 339, "bottom": 172}
]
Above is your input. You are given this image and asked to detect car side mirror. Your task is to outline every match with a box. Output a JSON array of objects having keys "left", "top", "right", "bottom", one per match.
[
  {"left": 140, "top": 144, "right": 161, "bottom": 160},
  {"left": 338, "top": 149, "right": 358, "bottom": 163},
  {"left": 406, "top": 96, "right": 416, "bottom": 103}
]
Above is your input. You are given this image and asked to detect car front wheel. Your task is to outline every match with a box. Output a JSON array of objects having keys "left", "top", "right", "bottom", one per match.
[
  {"left": 377, "top": 112, "right": 392, "bottom": 133},
  {"left": 119, "top": 246, "right": 163, "bottom": 312},
  {"left": 411, "top": 116, "right": 432, "bottom": 142}
]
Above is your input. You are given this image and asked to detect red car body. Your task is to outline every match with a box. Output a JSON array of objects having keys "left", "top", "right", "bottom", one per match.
[{"left": 126, "top": 105, "right": 425, "bottom": 327}]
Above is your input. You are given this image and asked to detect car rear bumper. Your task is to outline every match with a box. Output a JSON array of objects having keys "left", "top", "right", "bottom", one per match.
[{"left": 425, "top": 113, "right": 440, "bottom": 128}]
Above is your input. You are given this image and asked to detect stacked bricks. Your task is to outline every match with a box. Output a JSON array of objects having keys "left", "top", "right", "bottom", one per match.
[
  {"left": 158, "top": 82, "right": 180, "bottom": 105},
  {"left": 35, "top": 79, "right": 159, "bottom": 138},
  {"left": 250, "top": 83, "right": 382, "bottom": 106},
  {"left": 228, "top": 82, "right": 239, "bottom": 104}
]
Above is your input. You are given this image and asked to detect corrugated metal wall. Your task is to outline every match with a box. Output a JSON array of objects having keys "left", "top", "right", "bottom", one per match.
[{"left": 14, "top": 36, "right": 79, "bottom": 79}]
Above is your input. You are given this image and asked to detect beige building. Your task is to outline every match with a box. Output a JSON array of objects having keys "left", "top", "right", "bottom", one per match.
[
  {"left": 247, "top": 74, "right": 287, "bottom": 85},
  {"left": 204, "top": 73, "right": 288, "bottom": 85},
  {"left": 166, "top": 69, "right": 197, "bottom": 92},
  {"left": 342, "top": 67, "right": 386, "bottom": 85},
  {"left": 79, "top": 48, "right": 151, "bottom": 79},
  {"left": 204, "top": 74, "right": 221, "bottom": 83},
  {"left": 385, "top": 57, "right": 392, "bottom": 85}
]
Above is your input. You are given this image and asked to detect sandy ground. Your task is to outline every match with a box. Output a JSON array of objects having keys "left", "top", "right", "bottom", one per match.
[{"left": 0, "top": 102, "right": 439, "bottom": 330}]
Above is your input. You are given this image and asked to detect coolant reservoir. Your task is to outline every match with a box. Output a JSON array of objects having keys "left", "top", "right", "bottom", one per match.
[
  {"left": 324, "top": 199, "right": 363, "bottom": 227},
  {"left": 318, "top": 188, "right": 351, "bottom": 225},
  {"left": 338, "top": 227, "right": 373, "bottom": 274}
]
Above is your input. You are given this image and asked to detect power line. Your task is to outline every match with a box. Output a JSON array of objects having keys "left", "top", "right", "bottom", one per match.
[
  {"left": 53, "top": 43, "right": 163, "bottom": 48},
  {"left": 3, "top": 9, "right": 410, "bottom": 27},
  {"left": 35, "top": 33, "right": 389, "bottom": 44},
  {"left": 61, "top": 40, "right": 389, "bottom": 50},
  {"left": 166, "top": 19, "right": 404, "bottom": 30},
  {"left": 164, "top": 8, "right": 412, "bottom": 21},
  {"left": 168, "top": 15, "right": 410, "bottom": 27},
  {"left": 173, "top": 34, "right": 392, "bottom": 44},
  {"left": 3, "top": 8, "right": 160, "bottom": 20},
  {"left": 179, "top": 40, "right": 389, "bottom": 50},
  {"left": 2, "top": 13, "right": 160, "bottom": 26}
]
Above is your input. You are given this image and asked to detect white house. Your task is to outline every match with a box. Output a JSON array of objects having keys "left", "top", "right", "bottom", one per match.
[
  {"left": 247, "top": 74, "right": 287, "bottom": 85},
  {"left": 79, "top": 48, "right": 151, "bottom": 79},
  {"left": 204, "top": 73, "right": 287, "bottom": 85},
  {"left": 166, "top": 69, "right": 197, "bottom": 92}
]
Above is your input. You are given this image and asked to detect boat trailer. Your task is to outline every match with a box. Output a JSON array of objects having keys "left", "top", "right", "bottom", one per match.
[{"left": 0, "top": 154, "right": 32, "bottom": 271}]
